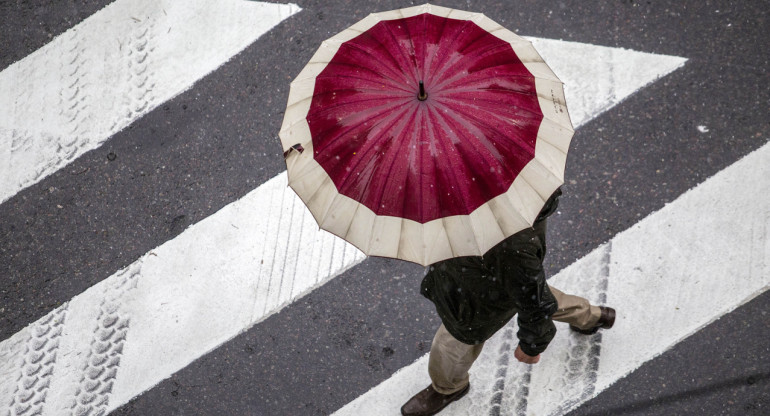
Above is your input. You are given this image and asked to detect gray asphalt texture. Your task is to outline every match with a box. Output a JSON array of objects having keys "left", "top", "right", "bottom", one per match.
[{"left": 2, "top": 0, "right": 769, "bottom": 415}]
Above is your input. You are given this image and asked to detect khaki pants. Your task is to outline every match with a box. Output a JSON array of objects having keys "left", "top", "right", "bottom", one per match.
[{"left": 428, "top": 285, "right": 602, "bottom": 394}]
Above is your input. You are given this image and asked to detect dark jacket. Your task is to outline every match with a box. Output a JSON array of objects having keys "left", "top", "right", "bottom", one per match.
[{"left": 420, "top": 189, "right": 561, "bottom": 356}]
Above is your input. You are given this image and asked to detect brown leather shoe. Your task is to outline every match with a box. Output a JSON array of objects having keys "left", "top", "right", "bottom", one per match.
[
  {"left": 400, "top": 384, "right": 470, "bottom": 416},
  {"left": 570, "top": 306, "right": 616, "bottom": 335}
]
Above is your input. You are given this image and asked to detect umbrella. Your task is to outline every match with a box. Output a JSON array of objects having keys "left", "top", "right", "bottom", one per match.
[{"left": 279, "top": 4, "right": 573, "bottom": 266}]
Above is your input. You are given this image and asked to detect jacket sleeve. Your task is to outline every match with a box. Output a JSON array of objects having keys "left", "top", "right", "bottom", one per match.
[
  {"left": 516, "top": 280, "right": 558, "bottom": 356},
  {"left": 508, "top": 243, "right": 558, "bottom": 356}
]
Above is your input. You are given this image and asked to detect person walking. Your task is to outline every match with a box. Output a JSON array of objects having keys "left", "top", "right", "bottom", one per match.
[
  {"left": 278, "top": 7, "right": 605, "bottom": 415},
  {"left": 401, "top": 189, "right": 616, "bottom": 416}
]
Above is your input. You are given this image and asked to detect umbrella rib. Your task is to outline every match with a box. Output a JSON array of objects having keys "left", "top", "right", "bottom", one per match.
[
  {"left": 294, "top": 172, "right": 333, "bottom": 219},
  {"left": 360, "top": 107, "right": 417, "bottom": 217},
  {"left": 341, "top": 197, "right": 366, "bottom": 251},
  {"left": 379, "top": 17, "right": 420, "bottom": 82},
  {"left": 421, "top": 12, "right": 450, "bottom": 84},
  {"left": 432, "top": 41, "right": 520, "bottom": 91},
  {"left": 317, "top": 192, "right": 356, "bottom": 243},
  {"left": 437, "top": 66, "right": 538, "bottom": 93},
  {"left": 426, "top": 104, "right": 493, "bottom": 256},
  {"left": 402, "top": 104, "right": 426, "bottom": 222},
  {"left": 435, "top": 93, "right": 543, "bottom": 122},
  {"left": 437, "top": 73, "right": 534, "bottom": 95},
  {"left": 402, "top": 12, "right": 423, "bottom": 81},
  {"left": 367, "top": 140, "right": 406, "bottom": 217},
  {"left": 315, "top": 73, "right": 411, "bottom": 93},
  {"left": 497, "top": 190, "right": 535, "bottom": 233},
  {"left": 337, "top": 37, "right": 413, "bottom": 86},
  {"left": 432, "top": 102, "right": 546, "bottom": 236},
  {"left": 510, "top": 166, "right": 549, "bottom": 209},
  {"left": 311, "top": 96, "right": 406, "bottom": 133},
  {"left": 429, "top": 19, "right": 480, "bottom": 82},
  {"left": 329, "top": 104, "right": 413, "bottom": 203},
  {"left": 442, "top": 84, "right": 540, "bottom": 94},
  {"left": 320, "top": 60, "right": 411, "bottom": 92},
  {"left": 450, "top": 97, "right": 541, "bottom": 143},
  {"left": 314, "top": 88, "right": 408, "bottom": 98},
  {"left": 439, "top": 217, "right": 458, "bottom": 258},
  {"left": 422, "top": 105, "right": 442, "bottom": 223},
  {"left": 425, "top": 104, "right": 478, "bottom": 221},
  {"left": 429, "top": 104, "right": 515, "bottom": 229},
  {"left": 311, "top": 100, "right": 410, "bottom": 160},
  {"left": 532, "top": 138, "right": 568, "bottom": 179},
  {"left": 439, "top": 102, "right": 538, "bottom": 172},
  {"left": 539, "top": 111, "right": 575, "bottom": 132},
  {"left": 315, "top": 92, "right": 411, "bottom": 106},
  {"left": 424, "top": 104, "right": 470, "bottom": 216}
]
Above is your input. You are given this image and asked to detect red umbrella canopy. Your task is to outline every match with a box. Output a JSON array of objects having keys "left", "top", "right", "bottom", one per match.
[
  {"left": 280, "top": 4, "right": 573, "bottom": 266},
  {"left": 307, "top": 13, "right": 543, "bottom": 224}
]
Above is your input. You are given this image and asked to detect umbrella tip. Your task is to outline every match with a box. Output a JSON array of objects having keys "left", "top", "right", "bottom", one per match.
[{"left": 418, "top": 80, "right": 427, "bottom": 101}]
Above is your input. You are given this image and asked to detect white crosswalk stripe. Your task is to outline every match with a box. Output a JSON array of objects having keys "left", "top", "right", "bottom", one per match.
[{"left": 0, "top": 0, "right": 300, "bottom": 204}]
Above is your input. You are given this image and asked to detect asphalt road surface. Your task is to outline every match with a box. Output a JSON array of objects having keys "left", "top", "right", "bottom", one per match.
[{"left": 1, "top": 1, "right": 768, "bottom": 415}]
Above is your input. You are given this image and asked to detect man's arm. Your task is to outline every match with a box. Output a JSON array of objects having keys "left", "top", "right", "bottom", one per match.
[{"left": 509, "top": 243, "right": 559, "bottom": 359}]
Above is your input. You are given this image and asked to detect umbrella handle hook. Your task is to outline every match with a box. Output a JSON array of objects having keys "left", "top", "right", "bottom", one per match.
[{"left": 283, "top": 143, "right": 305, "bottom": 159}]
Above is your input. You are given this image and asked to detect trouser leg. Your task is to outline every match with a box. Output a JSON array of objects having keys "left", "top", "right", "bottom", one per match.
[
  {"left": 548, "top": 285, "right": 602, "bottom": 330},
  {"left": 428, "top": 324, "right": 484, "bottom": 394}
]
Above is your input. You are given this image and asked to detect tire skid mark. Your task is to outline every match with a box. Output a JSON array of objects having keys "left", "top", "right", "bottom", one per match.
[
  {"left": 9, "top": 129, "right": 31, "bottom": 155},
  {"left": 548, "top": 243, "right": 610, "bottom": 416},
  {"left": 53, "top": 31, "right": 90, "bottom": 174},
  {"left": 67, "top": 264, "right": 141, "bottom": 416},
  {"left": 5, "top": 45, "right": 44, "bottom": 190},
  {"left": 511, "top": 367, "right": 533, "bottom": 416},
  {"left": 5, "top": 305, "right": 69, "bottom": 416},
  {"left": 126, "top": 21, "right": 156, "bottom": 120},
  {"left": 488, "top": 327, "right": 532, "bottom": 416},
  {"left": 485, "top": 328, "right": 533, "bottom": 416}
]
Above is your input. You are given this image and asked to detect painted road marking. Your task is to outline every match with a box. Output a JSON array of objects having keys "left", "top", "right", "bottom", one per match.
[
  {"left": 333, "top": 141, "right": 770, "bottom": 416},
  {"left": 0, "top": 41, "right": 685, "bottom": 414},
  {"left": 0, "top": 0, "right": 300, "bottom": 204}
]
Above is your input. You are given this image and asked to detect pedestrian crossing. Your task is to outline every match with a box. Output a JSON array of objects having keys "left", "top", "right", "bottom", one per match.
[{"left": 1, "top": 2, "right": 768, "bottom": 415}]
